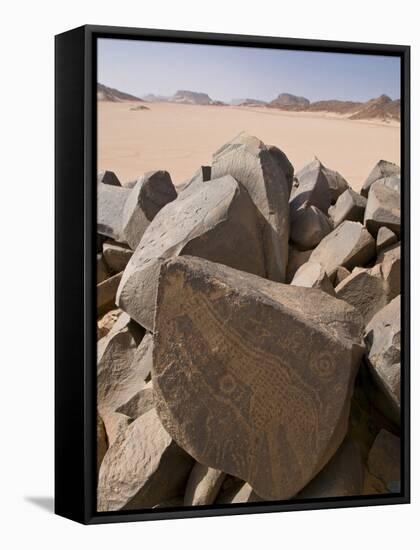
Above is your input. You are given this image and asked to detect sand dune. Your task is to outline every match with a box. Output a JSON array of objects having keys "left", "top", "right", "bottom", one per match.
[{"left": 97, "top": 102, "right": 400, "bottom": 192}]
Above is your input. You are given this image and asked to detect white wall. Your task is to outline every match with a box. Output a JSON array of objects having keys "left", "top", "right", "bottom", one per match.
[{"left": 1, "top": 1, "right": 417, "bottom": 548}]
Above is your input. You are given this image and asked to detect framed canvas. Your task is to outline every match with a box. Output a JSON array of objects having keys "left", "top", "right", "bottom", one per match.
[{"left": 55, "top": 25, "right": 410, "bottom": 525}]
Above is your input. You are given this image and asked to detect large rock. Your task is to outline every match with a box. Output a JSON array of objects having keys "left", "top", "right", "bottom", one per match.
[
  {"left": 376, "top": 226, "right": 398, "bottom": 254},
  {"left": 365, "top": 430, "right": 400, "bottom": 493},
  {"left": 121, "top": 170, "right": 177, "bottom": 250},
  {"left": 178, "top": 166, "right": 211, "bottom": 193},
  {"left": 361, "top": 160, "right": 400, "bottom": 198},
  {"left": 97, "top": 272, "right": 123, "bottom": 316},
  {"left": 267, "top": 144, "right": 294, "bottom": 195},
  {"left": 116, "top": 175, "right": 266, "bottom": 331},
  {"left": 364, "top": 296, "right": 401, "bottom": 416},
  {"left": 215, "top": 477, "right": 263, "bottom": 504},
  {"left": 97, "top": 184, "right": 131, "bottom": 242},
  {"left": 98, "top": 170, "right": 121, "bottom": 187},
  {"left": 290, "top": 204, "right": 331, "bottom": 250},
  {"left": 153, "top": 256, "right": 365, "bottom": 500},
  {"left": 116, "top": 380, "right": 154, "bottom": 420},
  {"left": 286, "top": 246, "right": 313, "bottom": 283},
  {"left": 291, "top": 261, "right": 335, "bottom": 296},
  {"left": 184, "top": 463, "right": 226, "bottom": 506},
  {"left": 330, "top": 188, "right": 367, "bottom": 228},
  {"left": 103, "top": 241, "right": 133, "bottom": 273},
  {"left": 211, "top": 133, "right": 289, "bottom": 282},
  {"left": 321, "top": 164, "right": 349, "bottom": 204},
  {"left": 290, "top": 159, "right": 331, "bottom": 214},
  {"left": 364, "top": 181, "right": 400, "bottom": 237},
  {"left": 375, "top": 243, "right": 401, "bottom": 300},
  {"left": 97, "top": 313, "right": 144, "bottom": 420},
  {"left": 97, "top": 308, "right": 122, "bottom": 340},
  {"left": 296, "top": 438, "right": 364, "bottom": 498},
  {"left": 97, "top": 408, "right": 194, "bottom": 511},
  {"left": 309, "top": 221, "right": 375, "bottom": 278},
  {"left": 97, "top": 413, "right": 108, "bottom": 478}
]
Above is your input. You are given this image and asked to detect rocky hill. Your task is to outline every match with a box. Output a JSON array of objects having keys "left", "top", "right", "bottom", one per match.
[
  {"left": 172, "top": 90, "right": 214, "bottom": 105},
  {"left": 349, "top": 95, "right": 400, "bottom": 122},
  {"left": 231, "top": 98, "right": 268, "bottom": 106},
  {"left": 269, "top": 93, "right": 310, "bottom": 109},
  {"left": 97, "top": 83, "right": 143, "bottom": 102}
]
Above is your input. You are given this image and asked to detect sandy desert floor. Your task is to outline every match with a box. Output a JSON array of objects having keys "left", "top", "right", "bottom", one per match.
[{"left": 98, "top": 102, "right": 400, "bottom": 192}]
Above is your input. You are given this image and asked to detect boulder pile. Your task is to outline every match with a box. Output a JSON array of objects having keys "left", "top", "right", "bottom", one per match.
[{"left": 96, "top": 133, "right": 402, "bottom": 510}]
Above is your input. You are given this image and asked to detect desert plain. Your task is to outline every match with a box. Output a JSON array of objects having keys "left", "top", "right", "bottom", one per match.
[{"left": 98, "top": 101, "right": 400, "bottom": 191}]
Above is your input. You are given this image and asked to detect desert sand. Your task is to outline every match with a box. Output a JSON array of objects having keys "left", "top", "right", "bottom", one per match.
[{"left": 98, "top": 102, "right": 400, "bottom": 191}]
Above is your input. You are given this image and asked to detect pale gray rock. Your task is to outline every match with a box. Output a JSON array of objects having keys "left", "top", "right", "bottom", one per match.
[
  {"left": 291, "top": 261, "right": 335, "bottom": 296},
  {"left": 184, "top": 463, "right": 226, "bottom": 506},
  {"left": 97, "top": 408, "right": 194, "bottom": 511},
  {"left": 130, "top": 331, "right": 154, "bottom": 383},
  {"left": 375, "top": 243, "right": 401, "bottom": 301},
  {"left": 98, "top": 170, "right": 121, "bottom": 187},
  {"left": 117, "top": 175, "right": 266, "bottom": 331},
  {"left": 290, "top": 159, "right": 331, "bottom": 214},
  {"left": 296, "top": 438, "right": 364, "bottom": 498},
  {"left": 290, "top": 204, "right": 332, "bottom": 250},
  {"left": 97, "top": 184, "right": 131, "bottom": 242},
  {"left": 286, "top": 246, "right": 313, "bottom": 283},
  {"left": 361, "top": 160, "right": 400, "bottom": 198},
  {"left": 330, "top": 188, "right": 367, "bottom": 227},
  {"left": 121, "top": 170, "right": 177, "bottom": 250},
  {"left": 178, "top": 166, "right": 211, "bottom": 193},
  {"left": 153, "top": 256, "right": 365, "bottom": 501},
  {"left": 364, "top": 181, "right": 400, "bottom": 237},
  {"left": 116, "top": 380, "right": 154, "bottom": 420},
  {"left": 364, "top": 296, "right": 401, "bottom": 415},
  {"left": 211, "top": 133, "right": 289, "bottom": 282},
  {"left": 103, "top": 241, "right": 133, "bottom": 273},
  {"left": 309, "top": 221, "right": 375, "bottom": 278},
  {"left": 97, "top": 272, "right": 123, "bottom": 315},
  {"left": 267, "top": 144, "right": 294, "bottom": 195},
  {"left": 376, "top": 226, "right": 398, "bottom": 254},
  {"left": 334, "top": 266, "right": 351, "bottom": 286},
  {"left": 321, "top": 164, "right": 349, "bottom": 204}
]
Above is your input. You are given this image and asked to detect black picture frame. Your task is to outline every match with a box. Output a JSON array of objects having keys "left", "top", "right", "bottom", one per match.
[{"left": 55, "top": 24, "right": 410, "bottom": 525}]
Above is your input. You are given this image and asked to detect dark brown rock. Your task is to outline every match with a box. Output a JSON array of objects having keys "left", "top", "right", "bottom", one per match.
[
  {"left": 153, "top": 256, "right": 365, "bottom": 500},
  {"left": 290, "top": 159, "right": 331, "bottom": 214},
  {"left": 286, "top": 246, "right": 313, "bottom": 283},
  {"left": 376, "top": 226, "right": 398, "bottom": 254},
  {"left": 103, "top": 241, "right": 133, "bottom": 272},
  {"left": 290, "top": 204, "right": 332, "bottom": 250},
  {"left": 98, "top": 170, "right": 121, "bottom": 187},
  {"left": 330, "top": 188, "right": 367, "bottom": 228},
  {"left": 97, "top": 272, "right": 123, "bottom": 316},
  {"left": 365, "top": 430, "right": 400, "bottom": 493}
]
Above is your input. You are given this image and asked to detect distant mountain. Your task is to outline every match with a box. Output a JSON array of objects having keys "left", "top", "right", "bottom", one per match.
[
  {"left": 349, "top": 95, "right": 400, "bottom": 122},
  {"left": 143, "top": 93, "right": 171, "bottom": 102},
  {"left": 269, "top": 93, "right": 310, "bottom": 108},
  {"left": 231, "top": 98, "right": 267, "bottom": 106},
  {"left": 172, "top": 90, "right": 214, "bottom": 105},
  {"left": 307, "top": 100, "right": 362, "bottom": 114},
  {"left": 97, "top": 83, "right": 143, "bottom": 102}
]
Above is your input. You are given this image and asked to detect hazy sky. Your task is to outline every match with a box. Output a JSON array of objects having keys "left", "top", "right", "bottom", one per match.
[{"left": 97, "top": 38, "right": 400, "bottom": 103}]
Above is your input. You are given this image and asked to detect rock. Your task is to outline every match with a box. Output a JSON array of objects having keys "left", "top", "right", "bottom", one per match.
[
  {"left": 116, "top": 380, "right": 154, "bottom": 420},
  {"left": 361, "top": 160, "right": 400, "bottom": 198},
  {"left": 291, "top": 261, "right": 335, "bottom": 296},
  {"left": 330, "top": 188, "right": 367, "bottom": 227},
  {"left": 267, "top": 144, "right": 294, "bottom": 195},
  {"left": 364, "top": 296, "right": 401, "bottom": 416},
  {"left": 103, "top": 241, "right": 133, "bottom": 272},
  {"left": 296, "top": 438, "right": 364, "bottom": 498},
  {"left": 310, "top": 221, "right": 375, "bottom": 278},
  {"left": 286, "top": 246, "right": 313, "bottom": 283},
  {"left": 290, "top": 204, "right": 332, "bottom": 250},
  {"left": 129, "top": 331, "right": 154, "bottom": 383},
  {"left": 178, "top": 166, "right": 211, "bottom": 193},
  {"left": 97, "top": 308, "right": 122, "bottom": 340},
  {"left": 184, "top": 463, "right": 226, "bottom": 506},
  {"left": 364, "top": 181, "right": 400, "bottom": 237},
  {"left": 97, "top": 313, "right": 145, "bottom": 420},
  {"left": 365, "top": 430, "right": 400, "bottom": 493},
  {"left": 116, "top": 175, "right": 266, "bottom": 331},
  {"left": 376, "top": 226, "right": 398, "bottom": 254},
  {"left": 97, "top": 183, "right": 131, "bottom": 242},
  {"left": 97, "top": 408, "right": 193, "bottom": 511},
  {"left": 153, "top": 256, "right": 365, "bottom": 500},
  {"left": 334, "top": 266, "right": 351, "bottom": 286},
  {"left": 97, "top": 272, "right": 123, "bottom": 316},
  {"left": 211, "top": 133, "right": 289, "bottom": 282},
  {"left": 98, "top": 170, "right": 121, "bottom": 187},
  {"left": 101, "top": 411, "right": 131, "bottom": 447},
  {"left": 97, "top": 253, "right": 110, "bottom": 283},
  {"left": 97, "top": 413, "right": 108, "bottom": 477},
  {"left": 121, "top": 170, "right": 177, "bottom": 250},
  {"left": 121, "top": 179, "right": 138, "bottom": 189},
  {"left": 215, "top": 476, "right": 263, "bottom": 504},
  {"left": 321, "top": 164, "right": 349, "bottom": 204},
  {"left": 290, "top": 159, "right": 331, "bottom": 214},
  {"left": 375, "top": 243, "right": 401, "bottom": 300},
  {"left": 335, "top": 266, "right": 388, "bottom": 325}
]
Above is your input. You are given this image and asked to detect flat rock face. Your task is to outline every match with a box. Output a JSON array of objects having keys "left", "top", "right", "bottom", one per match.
[
  {"left": 211, "top": 133, "right": 290, "bottom": 282},
  {"left": 309, "top": 221, "right": 375, "bottom": 278},
  {"left": 116, "top": 380, "right": 154, "bottom": 420},
  {"left": 97, "top": 413, "right": 108, "bottom": 477},
  {"left": 361, "top": 160, "right": 400, "bottom": 198},
  {"left": 291, "top": 261, "right": 335, "bottom": 296},
  {"left": 267, "top": 144, "right": 294, "bottom": 195},
  {"left": 184, "top": 463, "right": 226, "bottom": 506},
  {"left": 97, "top": 184, "right": 131, "bottom": 242},
  {"left": 97, "top": 408, "right": 194, "bottom": 511},
  {"left": 97, "top": 272, "right": 123, "bottom": 315},
  {"left": 121, "top": 170, "right": 177, "bottom": 250},
  {"left": 321, "top": 165, "right": 349, "bottom": 204},
  {"left": 330, "top": 188, "right": 367, "bottom": 228},
  {"left": 376, "top": 226, "right": 398, "bottom": 254},
  {"left": 291, "top": 159, "right": 331, "bottom": 214},
  {"left": 178, "top": 166, "right": 211, "bottom": 193},
  {"left": 290, "top": 204, "right": 332, "bottom": 250},
  {"left": 296, "top": 438, "right": 364, "bottom": 498},
  {"left": 153, "top": 256, "right": 365, "bottom": 500},
  {"left": 366, "top": 430, "right": 400, "bottom": 493},
  {"left": 98, "top": 170, "right": 121, "bottom": 187},
  {"left": 364, "top": 296, "right": 401, "bottom": 415},
  {"left": 375, "top": 243, "right": 401, "bottom": 300},
  {"left": 116, "top": 175, "right": 266, "bottom": 331},
  {"left": 103, "top": 241, "right": 133, "bottom": 273},
  {"left": 286, "top": 246, "right": 313, "bottom": 283},
  {"left": 364, "top": 181, "right": 401, "bottom": 237}
]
